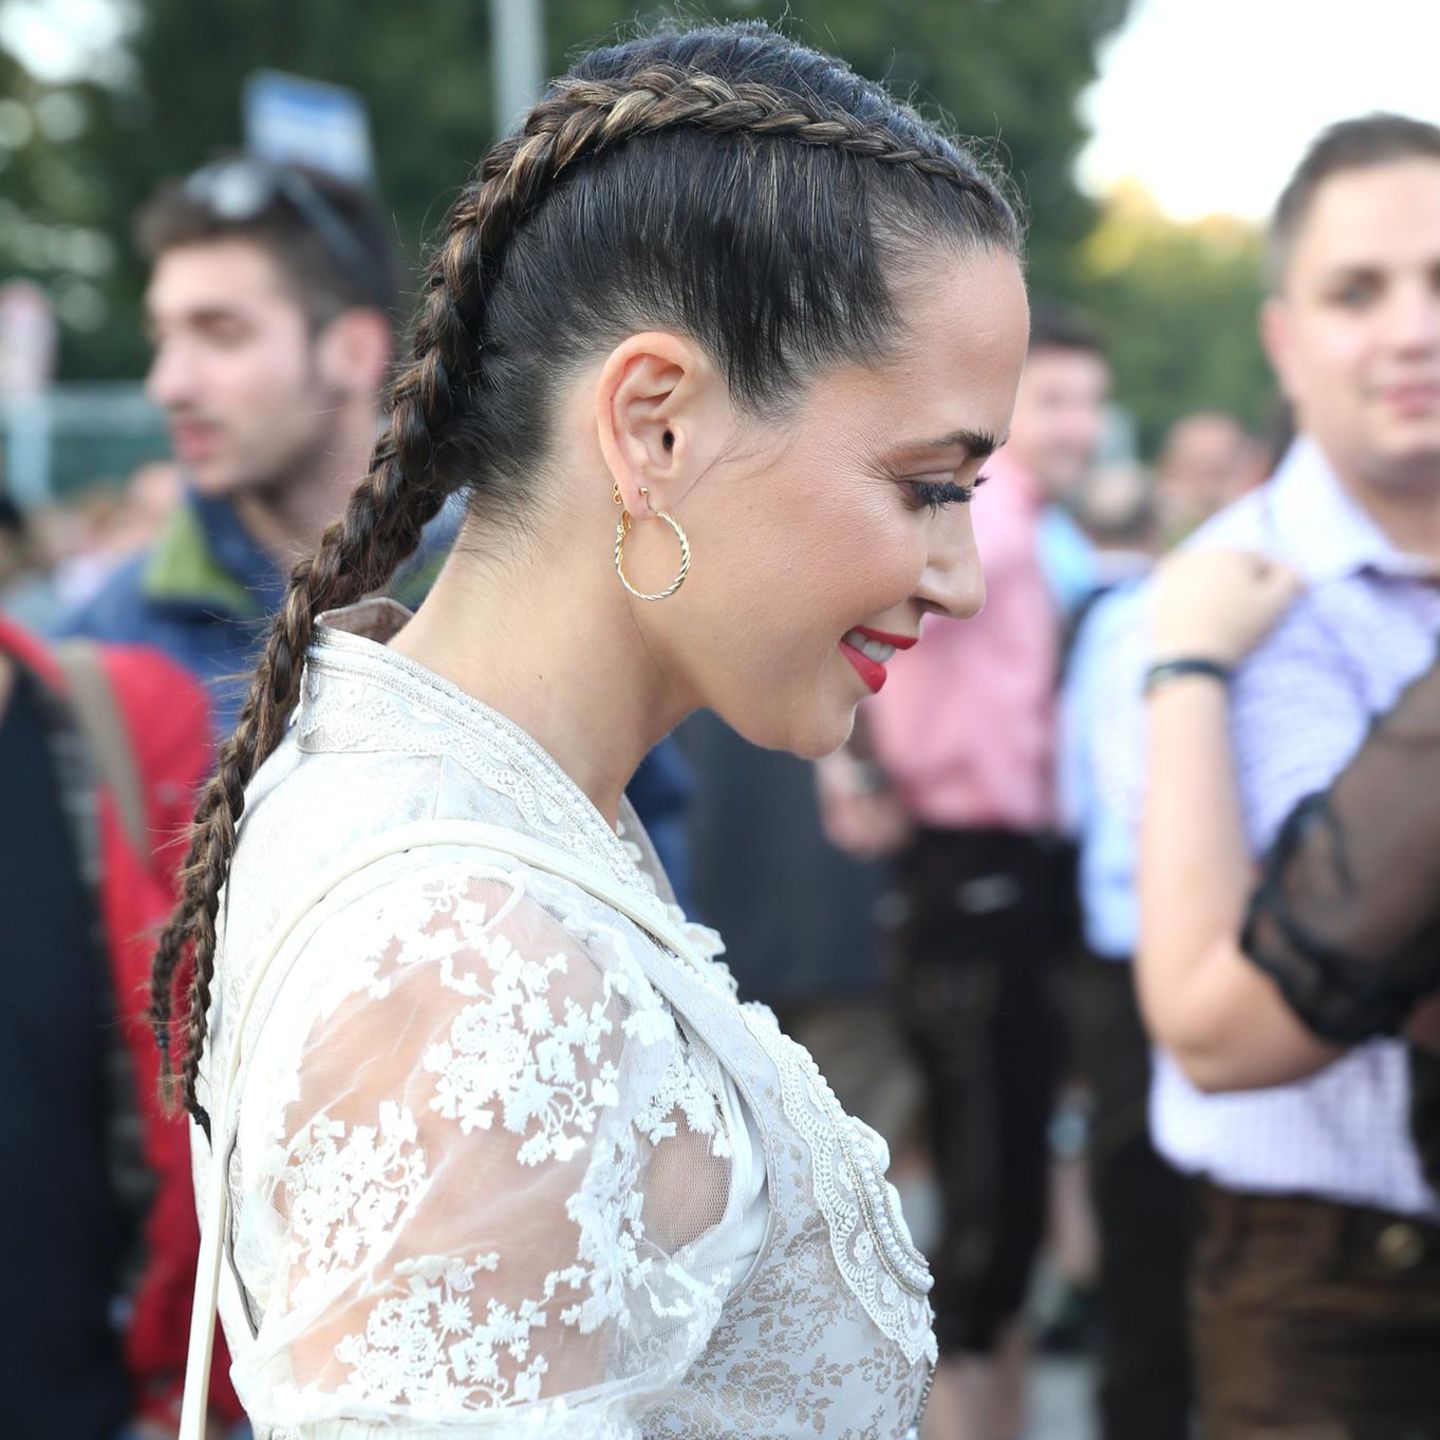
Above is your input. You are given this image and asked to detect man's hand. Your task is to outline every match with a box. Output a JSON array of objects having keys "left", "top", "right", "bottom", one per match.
[{"left": 1152, "top": 548, "right": 1304, "bottom": 666}]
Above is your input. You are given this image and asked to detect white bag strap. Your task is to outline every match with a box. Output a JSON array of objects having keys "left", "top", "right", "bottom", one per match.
[{"left": 179, "top": 819, "right": 701, "bottom": 1437}]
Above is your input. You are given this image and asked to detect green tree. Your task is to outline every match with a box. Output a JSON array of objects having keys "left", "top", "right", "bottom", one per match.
[
  {"left": 1076, "top": 182, "right": 1276, "bottom": 457},
  {"left": 0, "top": 0, "right": 1133, "bottom": 380},
  {"left": 0, "top": 43, "right": 118, "bottom": 349},
  {"left": 722, "top": 0, "right": 1132, "bottom": 297}
]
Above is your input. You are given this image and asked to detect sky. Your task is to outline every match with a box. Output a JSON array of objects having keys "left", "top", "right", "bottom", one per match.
[
  {"left": 0, "top": 0, "right": 131, "bottom": 87},
  {"left": 1079, "top": 0, "right": 1440, "bottom": 221}
]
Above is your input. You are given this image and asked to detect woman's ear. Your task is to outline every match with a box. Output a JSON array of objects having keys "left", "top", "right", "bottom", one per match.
[{"left": 594, "top": 331, "right": 728, "bottom": 517}]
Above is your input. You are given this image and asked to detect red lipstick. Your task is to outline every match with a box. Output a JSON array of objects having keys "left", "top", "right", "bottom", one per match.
[
  {"left": 840, "top": 640, "right": 889, "bottom": 694},
  {"left": 853, "top": 625, "right": 919, "bottom": 650}
]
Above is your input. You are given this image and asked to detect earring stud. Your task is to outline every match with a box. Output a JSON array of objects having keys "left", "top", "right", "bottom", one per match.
[{"left": 612, "top": 485, "right": 691, "bottom": 601}]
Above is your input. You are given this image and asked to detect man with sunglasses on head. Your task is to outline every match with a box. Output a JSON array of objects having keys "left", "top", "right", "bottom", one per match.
[
  {"left": 50, "top": 157, "right": 409, "bottom": 1439},
  {"left": 54, "top": 159, "right": 696, "bottom": 1432},
  {"left": 59, "top": 156, "right": 416, "bottom": 734},
  {"left": 61, "top": 156, "right": 698, "bottom": 893}
]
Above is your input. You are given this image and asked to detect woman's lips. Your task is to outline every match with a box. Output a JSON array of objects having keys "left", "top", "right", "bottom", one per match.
[
  {"left": 853, "top": 625, "right": 919, "bottom": 650},
  {"left": 838, "top": 625, "right": 918, "bottom": 694},
  {"left": 839, "top": 639, "right": 888, "bottom": 693}
]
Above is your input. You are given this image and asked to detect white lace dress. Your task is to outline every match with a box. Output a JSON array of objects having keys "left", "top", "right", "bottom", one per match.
[{"left": 195, "top": 600, "right": 936, "bottom": 1438}]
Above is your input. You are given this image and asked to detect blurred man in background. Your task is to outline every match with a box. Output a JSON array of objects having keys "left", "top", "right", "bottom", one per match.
[
  {"left": 58, "top": 157, "right": 404, "bottom": 735},
  {"left": 820, "top": 306, "right": 1110, "bottom": 1440},
  {"left": 56, "top": 157, "right": 698, "bottom": 906},
  {"left": 1057, "top": 414, "right": 1257, "bottom": 1440},
  {"left": 1069, "top": 459, "right": 1159, "bottom": 586},
  {"left": 1025, "top": 308, "right": 1113, "bottom": 616},
  {"left": 1094, "top": 113, "right": 1440, "bottom": 1439},
  {"left": 1153, "top": 410, "right": 1265, "bottom": 546},
  {"left": 46, "top": 160, "right": 404, "bottom": 1439}
]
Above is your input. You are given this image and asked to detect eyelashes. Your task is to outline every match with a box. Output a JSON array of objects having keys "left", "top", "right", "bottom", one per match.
[{"left": 909, "top": 472, "right": 990, "bottom": 512}]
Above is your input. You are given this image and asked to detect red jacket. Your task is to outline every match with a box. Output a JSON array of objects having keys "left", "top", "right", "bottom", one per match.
[{"left": 0, "top": 619, "right": 242, "bottom": 1428}]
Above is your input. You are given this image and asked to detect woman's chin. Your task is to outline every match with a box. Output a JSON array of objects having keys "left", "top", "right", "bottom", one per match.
[
  {"left": 770, "top": 707, "right": 858, "bottom": 761},
  {"left": 714, "top": 687, "right": 855, "bottom": 760},
  {"left": 793, "top": 703, "right": 859, "bottom": 759}
]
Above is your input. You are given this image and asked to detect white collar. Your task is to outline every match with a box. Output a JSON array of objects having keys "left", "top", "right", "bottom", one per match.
[
  {"left": 300, "top": 597, "right": 684, "bottom": 925},
  {"left": 1257, "top": 437, "right": 1439, "bottom": 585}
]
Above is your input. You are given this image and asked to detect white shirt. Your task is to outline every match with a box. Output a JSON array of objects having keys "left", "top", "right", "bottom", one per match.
[
  {"left": 194, "top": 600, "right": 936, "bottom": 1437},
  {"left": 1094, "top": 439, "right": 1440, "bottom": 1217}
]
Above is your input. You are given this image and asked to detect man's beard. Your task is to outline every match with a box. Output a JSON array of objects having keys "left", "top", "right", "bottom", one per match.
[
  {"left": 1354, "top": 431, "right": 1440, "bottom": 497},
  {"left": 243, "top": 381, "right": 352, "bottom": 505}
]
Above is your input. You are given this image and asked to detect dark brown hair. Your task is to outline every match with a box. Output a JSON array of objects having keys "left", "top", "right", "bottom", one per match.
[
  {"left": 1269, "top": 113, "right": 1440, "bottom": 290},
  {"left": 1027, "top": 300, "right": 1105, "bottom": 359},
  {"left": 136, "top": 158, "right": 402, "bottom": 328},
  {"left": 149, "top": 20, "right": 1022, "bottom": 1135}
]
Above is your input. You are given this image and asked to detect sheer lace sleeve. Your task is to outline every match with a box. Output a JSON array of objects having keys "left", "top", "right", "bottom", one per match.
[
  {"left": 227, "top": 858, "right": 742, "bottom": 1437},
  {"left": 1242, "top": 645, "right": 1440, "bottom": 1042}
]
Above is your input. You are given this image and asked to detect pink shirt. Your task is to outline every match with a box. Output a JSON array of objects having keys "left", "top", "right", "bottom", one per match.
[{"left": 865, "top": 449, "right": 1059, "bottom": 831}]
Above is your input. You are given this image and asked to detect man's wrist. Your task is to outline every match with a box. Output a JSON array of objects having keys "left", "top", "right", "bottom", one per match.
[{"left": 1144, "top": 657, "right": 1232, "bottom": 697}]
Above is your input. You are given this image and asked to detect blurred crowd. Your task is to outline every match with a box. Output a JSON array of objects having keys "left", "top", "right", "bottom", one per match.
[
  {"left": 3, "top": 91, "right": 1440, "bottom": 1440},
  {"left": 0, "top": 461, "right": 181, "bottom": 628}
]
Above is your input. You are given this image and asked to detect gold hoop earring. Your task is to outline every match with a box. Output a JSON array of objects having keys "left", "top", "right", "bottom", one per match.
[{"left": 613, "top": 486, "right": 691, "bottom": 601}]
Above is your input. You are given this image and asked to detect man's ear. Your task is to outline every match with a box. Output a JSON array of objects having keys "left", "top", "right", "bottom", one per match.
[
  {"left": 1260, "top": 295, "right": 1298, "bottom": 405},
  {"left": 594, "top": 331, "right": 728, "bottom": 518},
  {"left": 315, "top": 307, "right": 393, "bottom": 400}
]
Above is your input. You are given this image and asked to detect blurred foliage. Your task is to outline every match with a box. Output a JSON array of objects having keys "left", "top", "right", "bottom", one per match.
[
  {"left": 0, "top": 0, "right": 1133, "bottom": 380},
  {"left": 717, "top": 0, "right": 1132, "bottom": 309},
  {"left": 3, "top": 0, "right": 516, "bottom": 377},
  {"left": 0, "top": 0, "right": 1282, "bottom": 455},
  {"left": 1076, "top": 182, "right": 1276, "bottom": 456},
  {"left": 0, "top": 0, "right": 1286, "bottom": 455}
]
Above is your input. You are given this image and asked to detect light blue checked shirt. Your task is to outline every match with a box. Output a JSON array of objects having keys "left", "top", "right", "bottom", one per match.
[
  {"left": 1094, "top": 437, "right": 1440, "bottom": 1216},
  {"left": 1059, "top": 580, "right": 1146, "bottom": 961}
]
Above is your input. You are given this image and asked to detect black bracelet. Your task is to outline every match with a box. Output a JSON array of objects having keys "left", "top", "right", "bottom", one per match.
[{"left": 1144, "top": 657, "right": 1232, "bottom": 695}]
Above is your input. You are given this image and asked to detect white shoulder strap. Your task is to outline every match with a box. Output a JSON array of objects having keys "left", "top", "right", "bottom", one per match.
[{"left": 180, "top": 819, "right": 699, "bottom": 1436}]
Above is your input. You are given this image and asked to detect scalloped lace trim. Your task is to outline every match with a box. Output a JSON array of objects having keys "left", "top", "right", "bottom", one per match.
[{"left": 740, "top": 1004, "right": 936, "bottom": 1366}]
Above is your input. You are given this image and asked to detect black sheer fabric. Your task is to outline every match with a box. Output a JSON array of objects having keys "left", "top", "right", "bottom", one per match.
[
  {"left": 1241, "top": 645, "right": 1440, "bottom": 1044},
  {"left": 1412, "top": 1049, "right": 1440, "bottom": 1196}
]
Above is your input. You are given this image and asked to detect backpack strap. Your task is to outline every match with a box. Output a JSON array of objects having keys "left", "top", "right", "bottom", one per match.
[
  {"left": 181, "top": 819, "right": 699, "bottom": 1437},
  {"left": 51, "top": 639, "right": 149, "bottom": 858}
]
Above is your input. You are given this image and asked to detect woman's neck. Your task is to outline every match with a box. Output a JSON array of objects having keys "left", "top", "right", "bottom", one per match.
[{"left": 388, "top": 533, "right": 689, "bottom": 829}]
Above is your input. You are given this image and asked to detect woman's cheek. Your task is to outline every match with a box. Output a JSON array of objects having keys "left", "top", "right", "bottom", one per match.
[{"left": 869, "top": 525, "right": 928, "bottom": 610}]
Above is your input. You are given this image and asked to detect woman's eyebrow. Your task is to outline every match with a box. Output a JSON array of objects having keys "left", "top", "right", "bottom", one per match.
[{"left": 895, "top": 426, "right": 1005, "bottom": 459}]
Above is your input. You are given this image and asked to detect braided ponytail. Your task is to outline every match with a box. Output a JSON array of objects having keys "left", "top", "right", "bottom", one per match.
[
  {"left": 152, "top": 25, "right": 1020, "bottom": 1132},
  {"left": 149, "top": 182, "right": 493, "bottom": 1127}
]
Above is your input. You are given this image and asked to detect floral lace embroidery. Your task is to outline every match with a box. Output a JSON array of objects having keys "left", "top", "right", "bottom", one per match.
[
  {"left": 218, "top": 606, "right": 937, "bottom": 1434},
  {"left": 281, "top": 1101, "right": 429, "bottom": 1313},
  {"left": 634, "top": 1036, "right": 733, "bottom": 1158},
  {"left": 262, "top": 865, "right": 735, "bottom": 1417},
  {"left": 740, "top": 1003, "right": 936, "bottom": 1367},
  {"left": 425, "top": 945, "right": 622, "bottom": 1165},
  {"left": 301, "top": 629, "right": 668, "bottom": 919},
  {"left": 334, "top": 1251, "right": 549, "bottom": 1409}
]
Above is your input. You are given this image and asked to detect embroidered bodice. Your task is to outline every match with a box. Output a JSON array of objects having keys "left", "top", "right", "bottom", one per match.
[{"left": 195, "top": 600, "right": 936, "bottom": 1438}]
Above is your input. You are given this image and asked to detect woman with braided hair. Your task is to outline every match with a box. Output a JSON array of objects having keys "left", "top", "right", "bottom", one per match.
[{"left": 154, "top": 22, "right": 1029, "bottom": 1437}]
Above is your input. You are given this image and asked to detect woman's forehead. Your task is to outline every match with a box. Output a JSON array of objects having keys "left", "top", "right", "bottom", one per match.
[{"left": 810, "top": 251, "right": 1029, "bottom": 441}]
